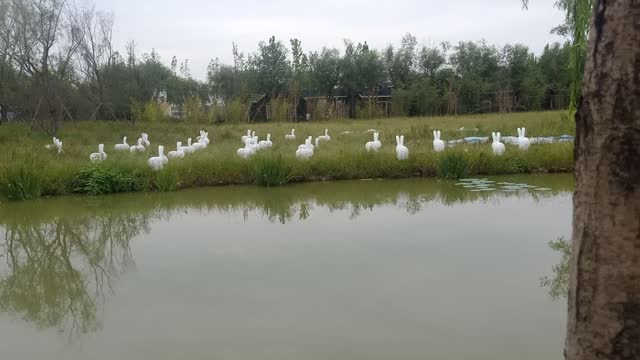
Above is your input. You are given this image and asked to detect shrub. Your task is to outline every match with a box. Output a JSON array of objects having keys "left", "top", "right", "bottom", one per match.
[
  {"left": 69, "top": 166, "right": 136, "bottom": 195},
  {"left": 226, "top": 99, "right": 249, "bottom": 123},
  {"left": 253, "top": 155, "right": 290, "bottom": 187},
  {"left": 184, "top": 96, "right": 206, "bottom": 123},
  {"left": 143, "top": 101, "right": 167, "bottom": 122},
  {"left": 437, "top": 152, "right": 469, "bottom": 180}
]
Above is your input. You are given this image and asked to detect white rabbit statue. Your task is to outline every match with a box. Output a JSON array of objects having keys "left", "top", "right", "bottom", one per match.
[
  {"left": 396, "top": 135, "right": 409, "bottom": 161},
  {"left": 433, "top": 130, "right": 445, "bottom": 152},
  {"left": 492, "top": 132, "right": 506, "bottom": 156}
]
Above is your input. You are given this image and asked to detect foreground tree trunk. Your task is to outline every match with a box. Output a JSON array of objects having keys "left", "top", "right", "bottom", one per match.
[{"left": 566, "top": 0, "right": 640, "bottom": 359}]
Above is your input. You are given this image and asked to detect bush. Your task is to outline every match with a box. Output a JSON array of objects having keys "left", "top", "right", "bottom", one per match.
[
  {"left": 184, "top": 96, "right": 206, "bottom": 123},
  {"left": 69, "top": 166, "right": 136, "bottom": 195},
  {"left": 437, "top": 152, "right": 469, "bottom": 180},
  {"left": 0, "top": 160, "right": 43, "bottom": 201},
  {"left": 225, "top": 99, "right": 249, "bottom": 123},
  {"left": 253, "top": 155, "right": 290, "bottom": 187}
]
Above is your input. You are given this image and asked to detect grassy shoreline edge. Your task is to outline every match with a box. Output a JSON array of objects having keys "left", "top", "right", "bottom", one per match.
[{"left": 0, "top": 111, "right": 575, "bottom": 201}]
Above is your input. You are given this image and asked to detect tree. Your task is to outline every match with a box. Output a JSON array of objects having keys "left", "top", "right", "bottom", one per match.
[
  {"left": 308, "top": 47, "right": 341, "bottom": 97},
  {"left": 75, "top": 5, "right": 115, "bottom": 119},
  {"left": 10, "top": 0, "right": 82, "bottom": 134},
  {"left": 565, "top": 0, "right": 640, "bottom": 359},
  {"left": 253, "top": 36, "right": 291, "bottom": 97},
  {"left": 385, "top": 33, "right": 417, "bottom": 87},
  {"left": 339, "top": 40, "right": 384, "bottom": 118}
]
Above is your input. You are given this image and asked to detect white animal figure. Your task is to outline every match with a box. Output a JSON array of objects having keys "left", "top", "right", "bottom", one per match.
[
  {"left": 517, "top": 127, "right": 531, "bottom": 150},
  {"left": 115, "top": 137, "right": 130, "bottom": 151},
  {"left": 241, "top": 130, "right": 252, "bottom": 142},
  {"left": 492, "top": 132, "right": 506, "bottom": 156},
  {"left": 258, "top": 134, "right": 273, "bottom": 149},
  {"left": 285, "top": 129, "right": 296, "bottom": 140},
  {"left": 318, "top": 129, "right": 331, "bottom": 142},
  {"left": 315, "top": 137, "right": 320, "bottom": 148},
  {"left": 130, "top": 138, "right": 146, "bottom": 153},
  {"left": 396, "top": 135, "right": 409, "bottom": 161},
  {"left": 90, "top": 144, "right": 108, "bottom": 162},
  {"left": 148, "top": 146, "right": 166, "bottom": 171},
  {"left": 365, "top": 132, "right": 382, "bottom": 152},
  {"left": 199, "top": 131, "right": 210, "bottom": 145},
  {"left": 141, "top": 133, "right": 150, "bottom": 147},
  {"left": 296, "top": 138, "right": 314, "bottom": 159},
  {"left": 237, "top": 143, "right": 256, "bottom": 158},
  {"left": 433, "top": 131, "right": 445, "bottom": 152},
  {"left": 243, "top": 131, "right": 257, "bottom": 145},
  {"left": 306, "top": 113, "right": 311, "bottom": 121},
  {"left": 305, "top": 136, "right": 315, "bottom": 151},
  {"left": 180, "top": 138, "right": 195, "bottom": 154},
  {"left": 168, "top": 142, "right": 185, "bottom": 159},
  {"left": 192, "top": 138, "right": 206, "bottom": 151},
  {"left": 56, "top": 141, "right": 63, "bottom": 153},
  {"left": 45, "top": 137, "right": 61, "bottom": 151}
]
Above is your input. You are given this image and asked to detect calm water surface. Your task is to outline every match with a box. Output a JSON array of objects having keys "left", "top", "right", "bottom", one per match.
[{"left": 0, "top": 175, "right": 573, "bottom": 360}]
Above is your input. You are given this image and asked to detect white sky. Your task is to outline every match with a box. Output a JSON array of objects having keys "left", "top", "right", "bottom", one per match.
[{"left": 94, "top": 0, "right": 566, "bottom": 80}]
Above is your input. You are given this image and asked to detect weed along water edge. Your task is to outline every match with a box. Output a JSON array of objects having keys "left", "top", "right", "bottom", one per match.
[
  {"left": 0, "top": 175, "right": 573, "bottom": 360},
  {"left": 0, "top": 111, "right": 574, "bottom": 201}
]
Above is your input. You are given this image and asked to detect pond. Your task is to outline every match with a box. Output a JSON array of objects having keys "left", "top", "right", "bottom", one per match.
[{"left": 0, "top": 175, "right": 573, "bottom": 360}]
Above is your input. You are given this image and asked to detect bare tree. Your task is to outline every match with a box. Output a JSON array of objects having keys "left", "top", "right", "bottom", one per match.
[
  {"left": 10, "top": 0, "right": 82, "bottom": 134},
  {"left": 565, "top": 0, "right": 640, "bottom": 359},
  {"left": 75, "top": 4, "right": 115, "bottom": 119}
]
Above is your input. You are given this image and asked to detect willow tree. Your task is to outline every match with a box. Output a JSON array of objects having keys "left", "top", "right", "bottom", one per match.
[{"left": 525, "top": 0, "right": 593, "bottom": 114}]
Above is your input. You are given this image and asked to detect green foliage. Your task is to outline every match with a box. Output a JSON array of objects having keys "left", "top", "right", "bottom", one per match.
[
  {"left": 69, "top": 166, "right": 136, "bottom": 195},
  {"left": 0, "top": 159, "right": 43, "bottom": 201},
  {"left": 225, "top": 99, "right": 249, "bottom": 123},
  {"left": 437, "top": 152, "right": 470, "bottom": 180},
  {"left": 184, "top": 96, "right": 206, "bottom": 123},
  {"left": 142, "top": 101, "right": 167, "bottom": 122},
  {"left": 153, "top": 171, "right": 178, "bottom": 192},
  {"left": 252, "top": 155, "right": 291, "bottom": 187}
]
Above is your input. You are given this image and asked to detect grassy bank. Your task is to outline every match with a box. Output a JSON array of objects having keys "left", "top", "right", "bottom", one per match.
[{"left": 0, "top": 111, "right": 575, "bottom": 201}]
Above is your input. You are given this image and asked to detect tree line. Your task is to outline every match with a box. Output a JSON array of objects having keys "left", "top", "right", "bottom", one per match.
[{"left": 0, "top": 0, "right": 573, "bottom": 133}]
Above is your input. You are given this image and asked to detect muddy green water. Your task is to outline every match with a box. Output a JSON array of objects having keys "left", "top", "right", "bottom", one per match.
[{"left": 0, "top": 175, "right": 573, "bottom": 360}]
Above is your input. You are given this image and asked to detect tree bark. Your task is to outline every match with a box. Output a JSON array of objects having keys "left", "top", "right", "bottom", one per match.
[{"left": 566, "top": 0, "right": 640, "bottom": 359}]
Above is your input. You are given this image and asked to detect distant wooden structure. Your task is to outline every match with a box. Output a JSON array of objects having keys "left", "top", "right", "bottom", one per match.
[{"left": 248, "top": 83, "right": 394, "bottom": 122}]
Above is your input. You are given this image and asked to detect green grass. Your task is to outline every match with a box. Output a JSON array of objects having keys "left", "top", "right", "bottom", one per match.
[
  {"left": 0, "top": 156, "right": 43, "bottom": 201},
  {"left": 437, "top": 152, "right": 470, "bottom": 180},
  {"left": 0, "top": 111, "right": 575, "bottom": 200},
  {"left": 253, "top": 155, "right": 291, "bottom": 187}
]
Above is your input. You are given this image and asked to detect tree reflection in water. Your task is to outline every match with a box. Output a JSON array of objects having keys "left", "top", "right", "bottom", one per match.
[
  {"left": 0, "top": 175, "right": 573, "bottom": 338},
  {"left": 0, "top": 212, "right": 149, "bottom": 337},
  {"left": 540, "top": 237, "right": 571, "bottom": 299}
]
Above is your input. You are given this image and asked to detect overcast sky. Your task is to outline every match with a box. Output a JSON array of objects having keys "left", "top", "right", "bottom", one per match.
[{"left": 93, "top": 0, "right": 566, "bottom": 80}]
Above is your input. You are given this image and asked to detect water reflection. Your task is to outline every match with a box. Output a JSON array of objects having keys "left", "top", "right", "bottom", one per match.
[
  {"left": 0, "top": 175, "right": 573, "bottom": 340},
  {"left": 540, "top": 237, "right": 571, "bottom": 299},
  {"left": 0, "top": 212, "right": 148, "bottom": 337}
]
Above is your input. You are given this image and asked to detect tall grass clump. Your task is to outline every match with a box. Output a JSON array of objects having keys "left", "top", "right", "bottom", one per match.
[
  {"left": 0, "top": 159, "right": 43, "bottom": 201},
  {"left": 68, "top": 166, "right": 136, "bottom": 195},
  {"left": 437, "top": 152, "right": 470, "bottom": 180},
  {"left": 252, "top": 155, "right": 290, "bottom": 187},
  {"left": 153, "top": 171, "right": 178, "bottom": 192}
]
